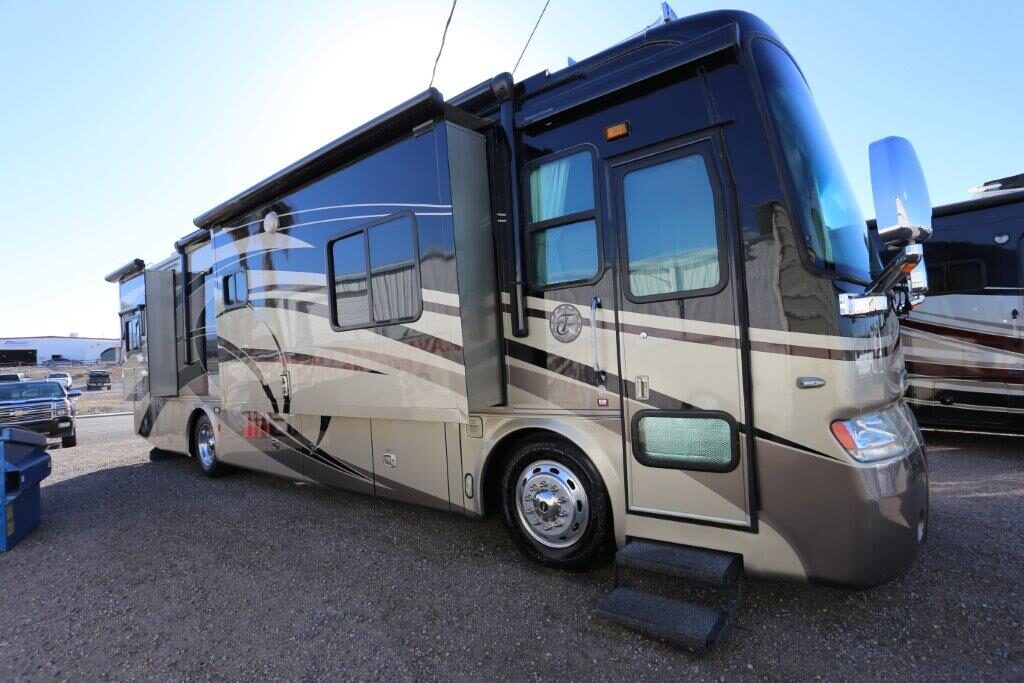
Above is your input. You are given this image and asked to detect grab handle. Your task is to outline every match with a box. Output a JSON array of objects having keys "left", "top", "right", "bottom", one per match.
[{"left": 591, "top": 296, "right": 606, "bottom": 384}]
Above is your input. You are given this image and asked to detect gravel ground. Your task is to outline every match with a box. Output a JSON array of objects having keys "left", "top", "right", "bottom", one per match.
[{"left": 0, "top": 417, "right": 1021, "bottom": 680}]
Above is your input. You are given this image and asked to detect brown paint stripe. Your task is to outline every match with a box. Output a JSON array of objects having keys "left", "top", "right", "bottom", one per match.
[
  {"left": 907, "top": 360, "right": 1022, "bottom": 383},
  {"left": 902, "top": 318, "right": 1023, "bottom": 355},
  {"left": 423, "top": 300, "right": 461, "bottom": 317},
  {"left": 231, "top": 347, "right": 384, "bottom": 374},
  {"left": 503, "top": 303, "right": 899, "bottom": 361}
]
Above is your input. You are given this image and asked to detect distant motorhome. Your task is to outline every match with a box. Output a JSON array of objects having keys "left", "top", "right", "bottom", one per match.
[
  {"left": 107, "top": 9, "right": 933, "bottom": 650},
  {"left": 872, "top": 176, "right": 1024, "bottom": 432}
]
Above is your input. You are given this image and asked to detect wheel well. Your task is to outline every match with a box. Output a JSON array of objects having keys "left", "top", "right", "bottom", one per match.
[
  {"left": 185, "top": 409, "right": 208, "bottom": 458},
  {"left": 480, "top": 428, "right": 579, "bottom": 518}
]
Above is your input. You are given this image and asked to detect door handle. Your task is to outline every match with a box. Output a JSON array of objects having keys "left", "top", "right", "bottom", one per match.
[
  {"left": 590, "top": 296, "right": 606, "bottom": 384},
  {"left": 635, "top": 375, "right": 650, "bottom": 401}
]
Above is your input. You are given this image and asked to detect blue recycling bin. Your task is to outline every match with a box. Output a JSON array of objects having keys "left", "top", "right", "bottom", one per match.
[{"left": 1, "top": 427, "right": 51, "bottom": 552}]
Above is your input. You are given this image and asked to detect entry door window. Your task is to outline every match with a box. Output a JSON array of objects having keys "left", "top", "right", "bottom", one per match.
[{"left": 622, "top": 154, "right": 724, "bottom": 299}]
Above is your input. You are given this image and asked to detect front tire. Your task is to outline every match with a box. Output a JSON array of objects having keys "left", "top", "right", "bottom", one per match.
[
  {"left": 500, "top": 437, "right": 612, "bottom": 569},
  {"left": 193, "top": 414, "right": 229, "bottom": 477},
  {"left": 61, "top": 434, "right": 77, "bottom": 448}
]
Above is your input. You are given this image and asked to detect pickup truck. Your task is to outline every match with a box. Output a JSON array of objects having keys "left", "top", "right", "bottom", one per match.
[
  {"left": 0, "top": 379, "right": 79, "bottom": 447},
  {"left": 46, "top": 371, "right": 73, "bottom": 390},
  {"left": 0, "top": 372, "right": 26, "bottom": 382},
  {"left": 86, "top": 370, "right": 112, "bottom": 390}
]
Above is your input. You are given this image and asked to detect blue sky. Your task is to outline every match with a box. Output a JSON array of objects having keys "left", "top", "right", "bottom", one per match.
[{"left": 1, "top": 1, "right": 1021, "bottom": 338}]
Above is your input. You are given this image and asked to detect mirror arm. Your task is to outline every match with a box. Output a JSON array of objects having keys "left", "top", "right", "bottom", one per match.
[{"left": 866, "top": 247, "right": 920, "bottom": 296}]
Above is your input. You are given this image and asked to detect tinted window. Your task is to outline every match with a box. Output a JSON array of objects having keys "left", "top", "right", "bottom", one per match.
[
  {"left": 187, "top": 273, "right": 207, "bottom": 364},
  {"left": 331, "top": 232, "right": 370, "bottom": 329},
  {"left": 528, "top": 151, "right": 595, "bottom": 222},
  {"left": 125, "top": 316, "right": 142, "bottom": 352},
  {"left": 754, "top": 39, "right": 878, "bottom": 282},
  {"left": 636, "top": 415, "right": 736, "bottom": 472},
  {"left": 926, "top": 265, "right": 946, "bottom": 293},
  {"left": 623, "top": 155, "right": 721, "bottom": 297},
  {"left": 946, "top": 261, "right": 984, "bottom": 292},
  {"left": 368, "top": 216, "right": 418, "bottom": 323},
  {"left": 0, "top": 382, "right": 64, "bottom": 401},
  {"left": 526, "top": 150, "right": 601, "bottom": 288},
  {"left": 531, "top": 220, "right": 600, "bottom": 286},
  {"left": 328, "top": 214, "right": 421, "bottom": 330},
  {"left": 224, "top": 271, "right": 248, "bottom": 306}
]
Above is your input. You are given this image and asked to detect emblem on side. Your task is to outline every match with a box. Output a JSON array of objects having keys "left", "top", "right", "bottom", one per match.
[{"left": 549, "top": 304, "right": 583, "bottom": 343}]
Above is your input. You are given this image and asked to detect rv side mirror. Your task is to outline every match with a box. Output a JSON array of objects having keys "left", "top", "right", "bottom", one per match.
[
  {"left": 869, "top": 136, "right": 932, "bottom": 305},
  {"left": 869, "top": 136, "right": 932, "bottom": 247}
]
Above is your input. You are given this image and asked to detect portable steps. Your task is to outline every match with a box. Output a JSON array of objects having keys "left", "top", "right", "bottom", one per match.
[{"left": 597, "top": 539, "right": 743, "bottom": 653}]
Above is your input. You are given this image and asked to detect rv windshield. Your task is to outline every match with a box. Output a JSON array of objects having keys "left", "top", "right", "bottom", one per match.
[{"left": 754, "top": 39, "right": 879, "bottom": 283}]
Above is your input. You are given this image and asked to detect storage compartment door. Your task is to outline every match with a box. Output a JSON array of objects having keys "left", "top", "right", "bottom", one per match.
[
  {"left": 370, "top": 419, "right": 449, "bottom": 511},
  {"left": 144, "top": 269, "right": 179, "bottom": 398}
]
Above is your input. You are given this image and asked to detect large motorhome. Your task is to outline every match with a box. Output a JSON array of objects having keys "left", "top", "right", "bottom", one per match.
[
  {"left": 107, "top": 10, "right": 934, "bottom": 650},
  {"left": 873, "top": 176, "right": 1024, "bottom": 432}
]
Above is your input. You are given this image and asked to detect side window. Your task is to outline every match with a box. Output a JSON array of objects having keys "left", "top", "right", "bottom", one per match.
[
  {"left": 125, "top": 316, "right": 142, "bottom": 352},
  {"left": 622, "top": 154, "right": 723, "bottom": 299},
  {"left": 526, "top": 149, "right": 600, "bottom": 287},
  {"left": 925, "top": 264, "right": 946, "bottom": 294},
  {"left": 223, "top": 270, "right": 248, "bottom": 307},
  {"left": 925, "top": 260, "right": 984, "bottom": 294},
  {"left": 946, "top": 260, "right": 984, "bottom": 292},
  {"left": 633, "top": 411, "right": 739, "bottom": 473},
  {"left": 187, "top": 272, "right": 207, "bottom": 364},
  {"left": 327, "top": 213, "right": 421, "bottom": 330}
]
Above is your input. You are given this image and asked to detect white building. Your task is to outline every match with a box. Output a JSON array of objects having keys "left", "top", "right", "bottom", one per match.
[{"left": 0, "top": 335, "right": 119, "bottom": 365}]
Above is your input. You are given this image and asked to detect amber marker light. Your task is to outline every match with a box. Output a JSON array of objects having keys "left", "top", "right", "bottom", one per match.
[{"left": 604, "top": 122, "right": 630, "bottom": 141}]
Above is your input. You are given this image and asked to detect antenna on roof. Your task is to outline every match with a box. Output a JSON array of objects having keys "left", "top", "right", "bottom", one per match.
[
  {"left": 661, "top": 2, "right": 678, "bottom": 23},
  {"left": 615, "top": 2, "right": 679, "bottom": 46}
]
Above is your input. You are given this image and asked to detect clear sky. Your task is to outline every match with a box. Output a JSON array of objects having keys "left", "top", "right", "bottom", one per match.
[{"left": 1, "top": 1, "right": 1021, "bottom": 338}]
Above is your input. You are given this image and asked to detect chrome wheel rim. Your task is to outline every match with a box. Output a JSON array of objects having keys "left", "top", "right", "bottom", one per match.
[
  {"left": 197, "top": 422, "right": 216, "bottom": 469},
  {"left": 515, "top": 460, "right": 589, "bottom": 549}
]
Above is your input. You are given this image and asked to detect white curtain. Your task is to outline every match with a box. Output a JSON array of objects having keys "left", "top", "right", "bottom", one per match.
[{"left": 530, "top": 157, "right": 572, "bottom": 222}]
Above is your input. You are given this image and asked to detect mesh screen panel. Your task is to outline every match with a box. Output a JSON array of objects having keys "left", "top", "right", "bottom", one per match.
[{"left": 637, "top": 416, "right": 733, "bottom": 469}]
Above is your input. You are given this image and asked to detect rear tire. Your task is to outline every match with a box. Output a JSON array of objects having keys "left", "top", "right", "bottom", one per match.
[
  {"left": 193, "top": 414, "right": 229, "bottom": 477},
  {"left": 61, "top": 434, "right": 77, "bottom": 448},
  {"left": 500, "top": 437, "right": 612, "bottom": 570}
]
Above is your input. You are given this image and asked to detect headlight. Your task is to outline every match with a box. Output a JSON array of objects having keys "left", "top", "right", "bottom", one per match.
[
  {"left": 830, "top": 402, "right": 920, "bottom": 462},
  {"left": 54, "top": 401, "right": 70, "bottom": 417}
]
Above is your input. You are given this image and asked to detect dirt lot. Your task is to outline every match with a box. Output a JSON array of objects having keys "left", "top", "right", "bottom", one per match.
[{"left": 0, "top": 417, "right": 1020, "bottom": 680}]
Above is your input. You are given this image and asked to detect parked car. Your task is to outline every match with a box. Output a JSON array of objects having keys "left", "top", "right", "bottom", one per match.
[
  {"left": 86, "top": 370, "right": 112, "bottom": 391},
  {"left": 0, "top": 379, "right": 79, "bottom": 447},
  {"left": 0, "top": 372, "right": 26, "bottom": 383},
  {"left": 46, "top": 371, "right": 73, "bottom": 390}
]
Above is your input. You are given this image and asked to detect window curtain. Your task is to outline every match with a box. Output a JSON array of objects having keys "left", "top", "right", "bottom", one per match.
[{"left": 530, "top": 157, "right": 572, "bottom": 222}]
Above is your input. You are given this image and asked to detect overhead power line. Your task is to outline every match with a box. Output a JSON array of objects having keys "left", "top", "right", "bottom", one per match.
[
  {"left": 512, "top": 0, "right": 552, "bottom": 76},
  {"left": 429, "top": 0, "right": 458, "bottom": 89}
]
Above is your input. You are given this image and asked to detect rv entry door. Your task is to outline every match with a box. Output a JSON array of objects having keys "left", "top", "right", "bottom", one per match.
[{"left": 610, "top": 139, "right": 754, "bottom": 529}]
